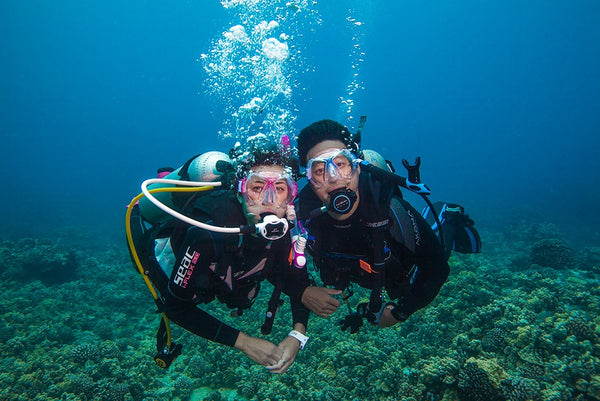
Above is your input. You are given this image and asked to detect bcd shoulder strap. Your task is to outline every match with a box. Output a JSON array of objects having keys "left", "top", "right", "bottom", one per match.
[{"left": 388, "top": 196, "right": 417, "bottom": 254}]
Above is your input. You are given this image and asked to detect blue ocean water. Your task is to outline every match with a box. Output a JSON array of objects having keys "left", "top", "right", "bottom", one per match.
[
  {"left": 1, "top": 2, "right": 600, "bottom": 400},
  {"left": 2, "top": 1, "right": 599, "bottom": 244}
]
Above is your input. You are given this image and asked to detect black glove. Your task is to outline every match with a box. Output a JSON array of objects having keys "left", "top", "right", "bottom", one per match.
[
  {"left": 338, "top": 313, "right": 364, "bottom": 334},
  {"left": 355, "top": 301, "right": 377, "bottom": 325},
  {"left": 339, "top": 302, "right": 370, "bottom": 333}
]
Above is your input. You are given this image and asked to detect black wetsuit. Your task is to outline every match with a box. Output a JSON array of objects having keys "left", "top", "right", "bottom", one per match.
[
  {"left": 297, "top": 172, "right": 450, "bottom": 321},
  {"left": 129, "top": 190, "right": 310, "bottom": 347}
]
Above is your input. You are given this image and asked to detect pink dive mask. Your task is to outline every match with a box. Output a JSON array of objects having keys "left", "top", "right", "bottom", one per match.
[{"left": 238, "top": 170, "right": 298, "bottom": 207}]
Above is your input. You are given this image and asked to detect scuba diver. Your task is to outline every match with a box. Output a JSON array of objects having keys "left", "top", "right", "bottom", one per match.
[
  {"left": 296, "top": 119, "right": 481, "bottom": 333},
  {"left": 126, "top": 134, "right": 310, "bottom": 373}
]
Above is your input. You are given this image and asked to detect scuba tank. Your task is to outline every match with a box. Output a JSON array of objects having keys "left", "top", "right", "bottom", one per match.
[
  {"left": 361, "top": 149, "right": 393, "bottom": 172},
  {"left": 138, "top": 151, "right": 234, "bottom": 224}
]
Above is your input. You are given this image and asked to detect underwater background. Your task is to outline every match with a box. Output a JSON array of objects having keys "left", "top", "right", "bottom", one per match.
[{"left": 1, "top": 1, "right": 600, "bottom": 400}]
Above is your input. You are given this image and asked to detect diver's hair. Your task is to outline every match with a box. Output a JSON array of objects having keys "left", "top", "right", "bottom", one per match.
[
  {"left": 230, "top": 134, "right": 299, "bottom": 180},
  {"left": 297, "top": 119, "right": 357, "bottom": 167}
]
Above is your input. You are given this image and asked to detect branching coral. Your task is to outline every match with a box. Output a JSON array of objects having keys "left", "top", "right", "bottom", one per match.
[
  {"left": 1, "top": 221, "right": 599, "bottom": 401},
  {"left": 457, "top": 361, "right": 503, "bottom": 401}
]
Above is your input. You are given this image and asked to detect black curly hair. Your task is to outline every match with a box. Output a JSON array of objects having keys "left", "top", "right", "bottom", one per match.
[
  {"left": 229, "top": 134, "right": 299, "bottom": 180},
  {"left": 297, "top": 119, "right": 360, "bottom": 167}
]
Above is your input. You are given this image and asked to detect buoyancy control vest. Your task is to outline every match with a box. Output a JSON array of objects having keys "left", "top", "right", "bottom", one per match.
[
  {"left": 134, "top": 190, "right": 283, "bottom": 311},
  {"left": 311, "top": 192, "right": 419, "bottom": 290}
]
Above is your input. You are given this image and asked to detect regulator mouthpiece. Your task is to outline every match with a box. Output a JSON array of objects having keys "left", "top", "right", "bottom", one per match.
[
  {"left": 328, "top": 188, "right": 357, "bottom": 215},
  {"left": 255, "top": 213, "right": 289, "bottom": 240}
]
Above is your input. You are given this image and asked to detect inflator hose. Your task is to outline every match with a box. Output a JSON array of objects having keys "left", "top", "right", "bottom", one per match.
[{"left": 141, "top": 179, "right": 245, "bottom": 234}]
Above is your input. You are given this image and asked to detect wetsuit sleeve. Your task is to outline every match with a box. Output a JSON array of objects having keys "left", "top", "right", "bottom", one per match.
[
  {"left": 164, "top": 225, "right": 240, "bottom": 347},
  {"left": 163, "top": 298, "right": 240, "bottom": 347},
  {"left": 388, "top": 200, "right": 450, "bottom": 321},
  {"left": 283, "top": 266, "right": 310, "bottom": 327},
  {"left": 277, "top": 243, "right": 310, "bottom": 328}
]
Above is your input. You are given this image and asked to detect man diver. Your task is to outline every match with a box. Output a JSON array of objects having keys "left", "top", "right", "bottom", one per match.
[
  {"left": 296, "top": 119, "right": 481, "bottom": 332},
  {"left": 127, "top": 135, "right": 309, "bottom": 372}
]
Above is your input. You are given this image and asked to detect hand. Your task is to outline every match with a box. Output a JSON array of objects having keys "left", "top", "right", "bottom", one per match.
[
  {"left": 266, "top": 323, "right": 306, "bottom": 374},
  {"left": 377, "top": 304, "right": 400, "bottom": 328},
  {"left": 338, "top": 312, "right": 363, "bottom": 334},
  {"left": 301, "top": 286, "right": 342, "bottom": 318},
  {"left": 234, "top": 332, "right": 283, "bottom": 367},
  {"left": 265, "top": 336, "right": 300, "bottom": 374}
]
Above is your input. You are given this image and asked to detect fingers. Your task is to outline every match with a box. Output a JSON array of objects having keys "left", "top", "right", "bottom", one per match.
[
  {"left": 267, "top": 338, "right": 299, "bottom": 374},
  {"left": 326, "top": 297, "right": 341, "bottom": 308},
  {"left": 314, "top": 290, "right": 341, "bottom": 317},
  {"left": 238, "top": 335, "right": 284, "bottom": 366},
  {"left": 314, "top": 306, "right": 338, "bottom": 317},
  {"left": 265, "top": 358, "right": 286, "bottom": 372},
  {"left": 266, "top": 363, "right": 290, "bottom": 374},
  {"left": 302, "top": 286, "right": 343, "bottom": 318},
  {"left": 259, "top": 348, "right": 282, "bottom": 367},
  {"left": 317, "top": 298, "right": 341, "bottom": 317},
  {"left": 324, "top": 290, "right": 341, "bottom": 307},
  {"left": 271, "top": 360, "right": 293, "bottom": 374},
  {"left": 265, "top": 346, "right": 284, "bottom": 366},
  {"left": 265, "top": 355, "right": 293, "bottom": 374},
  {"left": 314, "top": 304, "right": 337, "bottom": 317}
]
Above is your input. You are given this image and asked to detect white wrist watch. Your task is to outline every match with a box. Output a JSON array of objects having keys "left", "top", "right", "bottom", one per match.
[{"left": 288, "top": 330, "right": 309, "bottom": 349}]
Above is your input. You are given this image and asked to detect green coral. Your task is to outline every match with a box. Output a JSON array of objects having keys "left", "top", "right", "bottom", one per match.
[
  {"left": 500, "top": 377, "right": 541, "bottom": 401},
  {"left": 530, "top": 238, "right": 574, "bottom": 269},
  {"left": 0, "top": 237, "right": 79, "bottom": 284},
  {"left": 565, "top": 317, "right": 596, "bottom": 341},
  {"left": 1, "top": 220, "right": 599, "bottom": 401},
  {"left": 482, "top": 328, "right": 508, "bottom": 352},
  {"left": 173, "top": 375, "right": 195, "bottom": 399},
  {"left": 457, "top": 361, "right": 503, "bottom": 401},
  {"left": 70, "top": 343, "right": 101, "bottom": 364}
]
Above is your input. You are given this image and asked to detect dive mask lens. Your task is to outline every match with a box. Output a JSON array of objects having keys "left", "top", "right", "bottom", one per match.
[
  {"left": 306, "top": 149, "right": 358, "bottom": 188},
  {"left": 238, "top": 171, "right": 297, "bottom": 206}
]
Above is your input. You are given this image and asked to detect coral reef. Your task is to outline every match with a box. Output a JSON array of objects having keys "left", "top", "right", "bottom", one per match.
[
  {"left": 500, "top": 377, "right": 541, "bottom": 401},
  {"left": 70, "top": 343, "right": 101, "bottom": 363},
  {"left": 530, "top": 239, "right": 575, "bottom": 270},
  {"left": 565, "top": 317, "right": 596, "bottom": 341},
  {"left": 0, "top": 219, "right": 598, "bottom": 401},
  {"left": 483, "top": 328, "right": 508, "bottom": 352},
  {"left": 0, "top": 237, "right": 80, "bottom": 284},
  {"left": 457, "top": 360, "right": 503, "bottom": 401}
]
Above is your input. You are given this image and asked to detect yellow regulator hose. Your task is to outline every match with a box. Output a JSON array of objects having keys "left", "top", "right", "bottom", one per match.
[{"left": 125, "top": 184, "right": 216, "bottom": 347}]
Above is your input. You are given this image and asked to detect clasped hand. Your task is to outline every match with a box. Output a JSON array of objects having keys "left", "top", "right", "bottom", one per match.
[{"left": 234, "top": 332, "right": 300, "bottom": 374}]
